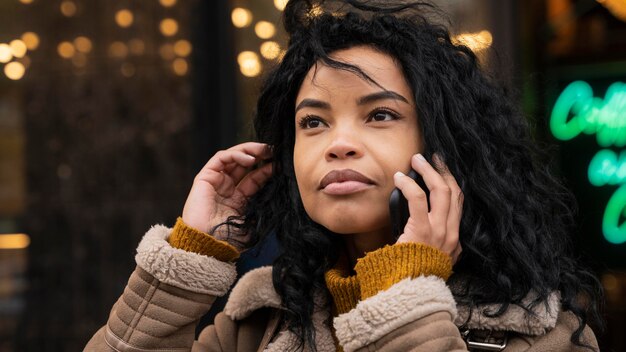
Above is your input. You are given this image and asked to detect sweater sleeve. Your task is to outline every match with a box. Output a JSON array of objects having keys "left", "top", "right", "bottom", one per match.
[
  {"left": 335, "top": 242, "right": 466, "bottom": 352},
  {"left": 168, "top": 217, "right": 240, "bottom": 261}
]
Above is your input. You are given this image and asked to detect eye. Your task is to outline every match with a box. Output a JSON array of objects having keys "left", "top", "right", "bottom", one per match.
[
  {"left": 368, "top": 108, "right": 399, "bottom": 122},
  {"left": 298, "top": 115, "right": 326, "bottom": 129}
]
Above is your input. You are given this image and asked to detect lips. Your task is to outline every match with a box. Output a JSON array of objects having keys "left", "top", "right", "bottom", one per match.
[{"left": 319, "top": 169, "right": 375, "bottom": 189}]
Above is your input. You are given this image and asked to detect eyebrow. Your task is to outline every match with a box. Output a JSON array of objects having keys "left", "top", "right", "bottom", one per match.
[{"left": 295, "top": 90, "right": 410, "bottom": 113}]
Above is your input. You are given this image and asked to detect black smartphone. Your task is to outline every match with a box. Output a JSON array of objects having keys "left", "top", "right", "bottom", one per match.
[{"left": 389, "top": 169, "right": 430, "bottom": 239}]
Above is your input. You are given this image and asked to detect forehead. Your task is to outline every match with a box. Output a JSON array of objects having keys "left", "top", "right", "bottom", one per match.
[{"left": 296, "top": 45, "right": 413, "bottom": 103}]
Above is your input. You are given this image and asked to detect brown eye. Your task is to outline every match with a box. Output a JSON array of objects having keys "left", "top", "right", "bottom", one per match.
[
  {"left": 369, "top": 109, "right": 398, "bottom": 122},
  {"left": 298, "top": 116, "right": 326, "bottom": 129}
]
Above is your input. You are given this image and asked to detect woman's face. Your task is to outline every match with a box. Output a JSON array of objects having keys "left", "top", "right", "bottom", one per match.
[{"left": 293, "top": 45, "right": 423, "bottom": 235}]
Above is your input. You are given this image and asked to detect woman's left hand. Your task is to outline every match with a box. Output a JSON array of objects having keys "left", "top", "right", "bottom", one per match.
[{"left": 393, "top": 153, "right": 463, "bottom": 264}]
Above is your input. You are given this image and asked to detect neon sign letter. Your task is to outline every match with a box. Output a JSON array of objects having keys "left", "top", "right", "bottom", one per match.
[{"left": 551, "top": 81, "right": 626, "bottom": 244}]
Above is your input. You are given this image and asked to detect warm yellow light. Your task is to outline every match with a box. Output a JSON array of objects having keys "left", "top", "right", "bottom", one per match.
[
  {"left": 129, "top": 39, "right": 145, "bottom": 55},
  {"left": 159, "top": 43, "right": 175, "bottom": 60},
  {"left": 172, "top": 58, "right": 188, "bottom": 76},
  {"left": 174, "top": 39, "right": 192, "bottom": 57},
  {"left": 454, "top": 30, "right": 493, "bottom": 52},
  {"left": 598, "top": 0, "right": 626, "bottom": 21},
  {"left": 259, "top": 41, "right": 281, "bottom": 60},
  {"left": 0, "top": 234, "right": 30, "bottom": 249},
  {"left": 9, "top": 40, "right": 27, "bottom": 58},
  {"left": 109, "top": 41, "right": 128, "bottom": 58},
  {"left": 238, "top": 51, "right": 261, "bottom": 77},
  {"left": 57, "top": 41, "right": 75, "bottom": 59},
  {"left": 159, "top": 0, "right": 177, "bottom": 7},
  {"left": 274, "top": 0, "right": 289, "bottom": 11},
  {"left": 231, "top": 8, "right": 253, "bottom": 28},
  {"left": 60, "top": 0, "right": 77, "bottom": 17},
  {"left": 121, "top": 62, "right": 135, "bottom": 77},
  {"left": 309, "top": 3, "right": 323, "bottom": 17},
  {"left": 254, "top": 21, "right": 276, "bottom": 39},
  {"left": 21, "top": 32, "right": 40, "bottom": 50},
  {"left": 19, "top": 0, "right": 33, "bottom": 4},
  {"left": 4, "top": 62, "right": 26, "bottom": 80},
  {"left": 74, "top": 36, "right": 92, "bottom": 53},
  {"left": 160, "top": 18, "right": 179, "bottom": 37},
  {"left": 0, "top": 44, "right": 13, "bottom": 63},
  {"left": 115, "top": 9, "right": 134, "bottom": 28}
]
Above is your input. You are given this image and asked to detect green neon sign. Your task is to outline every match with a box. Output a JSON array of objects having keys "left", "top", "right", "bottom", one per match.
[
  {"left": 551, "top": 81, "right": 626, "bottom": 244},
  {"left": 551, "top": 81, "right": 626, "bottom": 147}
]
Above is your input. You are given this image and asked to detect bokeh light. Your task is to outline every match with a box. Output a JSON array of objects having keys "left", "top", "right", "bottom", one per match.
[
  {"left": 21, "top": 32, "right": 40, "bottom": 50},
  {"left": 274, "top": 0, "right": 288, "bottom": 11},
  {"left": 260, "top": 41, "right": 281, "bottom": 60},
  {"left": 121, "top": 62, "right": 136, "bottom": 77},
  {"left": 159, "top": 43, "right": 175, "bottom": 60},
  {"left": 173, "top": 39, "right": 192, "bottom": 57},
  {"left": 115, "top": 9, "right": 134, "bottom": 28},
  {"left": 60, "top": 1, "right": 77, "bottom": 17},
  {"left": 129, "top": 39, "right": 145, "bottom": 55},
  {"left": 254, "top": 21, "right": 276, "bottom": 39},
  {"left": 74, "top": 36, "right": 92, "bottom": 53},
  {"left": 0, "top": 44, "right": 13, "bottom": 63},
  {"left": 231, "top": 8, "right": 253, "bottom": 28},
  {"left": 10, "top": 40, "right": 28, "bottom": 58},
  {"left": 172, "top": 58, "right": 188, "bottom": 76},
  {"left": 4, "top": 62, "right": 26, "bottom": 80},
  {"left": 109, "top": 41, "right": 128, "bottom": 58},
  {"left": 57, "top": 41, "right": 76, "bottom": 59},
  {"left": 19, "top": 0, "right": 34, "bottom": 4},
  {"left": 159, "top": 0, "right": 177, "bottom": 7},
  {"left": 237, "top": 51, "right": 261, "bottom": 77},
  {"left": 160, "top": 18, "right": 179, "bottom": 37}
]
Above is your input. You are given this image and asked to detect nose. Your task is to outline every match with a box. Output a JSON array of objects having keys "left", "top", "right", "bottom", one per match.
[{"left": 325, "top": 127, "right": 363, "bottom": 161}]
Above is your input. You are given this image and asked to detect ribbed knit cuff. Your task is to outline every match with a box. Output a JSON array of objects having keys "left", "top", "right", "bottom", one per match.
[
  {"left": 354, "top": 242, "right": 452, "bottom": 300},
  {"left": 168, "top": 217, "right": 240, "bottom": 262}
]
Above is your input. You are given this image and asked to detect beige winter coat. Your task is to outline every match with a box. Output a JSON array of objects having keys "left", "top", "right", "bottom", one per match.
[{"left": 85, "top": 224, "right": 598, "bottom": 351}]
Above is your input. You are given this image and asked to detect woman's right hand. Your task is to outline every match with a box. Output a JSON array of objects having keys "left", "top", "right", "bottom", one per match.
[{"left": 182, "top": 142, "right": 273, "bottom": 246}]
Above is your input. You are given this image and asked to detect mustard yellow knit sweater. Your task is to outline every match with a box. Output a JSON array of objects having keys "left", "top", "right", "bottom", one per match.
[{"left": 168, "top": 217, "right": 452, "bottom": 343}]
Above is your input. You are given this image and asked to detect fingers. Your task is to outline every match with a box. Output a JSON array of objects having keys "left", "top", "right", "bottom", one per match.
[
  {"left": 237, "top": 162, "right": 273, "bottom": 198},
  {"left": 204, "top": 142, "right": 271, "bottom": 173},
  {"left": 411, "top": 154, "right": 451, "bottom": 249},
  {"left": 433, "top": 154, "right": 464, "bottom": 255},
  {"left": 393, "top": 171, "right": 430, "bottom": 243}
]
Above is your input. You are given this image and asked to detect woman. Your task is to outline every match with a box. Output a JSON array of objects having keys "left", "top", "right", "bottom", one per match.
[{"left": 86, "top": 1, "right": 602, "bottom": 351}]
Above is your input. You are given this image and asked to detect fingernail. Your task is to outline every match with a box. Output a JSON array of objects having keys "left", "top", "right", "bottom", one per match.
[
  {"left": 414, "top": 153, "right": 426, "bottom": 162},
  {"left": 394, "top": 171, "right": 405, "bottom": 179},
  {"left": 246, "top": 154, "right": 256, "bottom": 161}
]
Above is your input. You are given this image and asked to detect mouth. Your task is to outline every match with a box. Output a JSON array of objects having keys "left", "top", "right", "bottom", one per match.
[{"left": 319, "top": 169, "right": 375, "bottom": 195}]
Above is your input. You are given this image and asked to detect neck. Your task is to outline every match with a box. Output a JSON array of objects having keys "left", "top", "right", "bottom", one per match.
[{"left": 342, "top": 225, "right": 394, "bottom": 268}]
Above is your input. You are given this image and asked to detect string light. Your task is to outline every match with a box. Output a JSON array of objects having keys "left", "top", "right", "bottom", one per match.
[
  {"left": 21, "top": 32, "right": 40, "bottom": 50},
  {"left": 173, "top": 39, "right": 192, "bottom": 57},
  {"left": 115, "top": 9, "right": 134, "bottom": 28},
  {"left": 109, "top": 41, "right": 128, "bottom": 58},
  {"left": 0, "top": 234, "right": 30, "bottom": 249},
  {"left": 231, "top": 8, "right": 253, "bottom": 28},
  {"left": 74, "top": 36, "right": 92, "bottom": 53},
  {"left": 160, "top": 18, "right": 179, "bottom": 36},
  {"left": 254, "top": 21, "right": 276, "bottom": 39},
  {"left": 274, "top": 0, "right": 288, "bottom": 11},
  {"left": 57, "top": 41, "right": 76, "bottom": 59},
  {"left": 159, "top": 43, "right": 175, "bottom": 60},
  {"left": 129, "top": 39, "right": 145, "bottom": 55},
  {"left": 260, "top": 41, "right": 281, "bottom": 60},
  {"left": 172, "top": 58, "right": 188, "bottom": 76},
  {"left": 60, "top": 0, "right": 77, "bottom": 17},
  {"left": 453, "top": 30, "right": 493, "bottom": 52},
  {"left": 4, "top": 62, "right": 26, "bottom": 80},
  {"left": 0, "top": 44, "right": 12, "bottom": 63},
  {"left": 237, "top": 51, "right": 261, "bottom": 77},
  {"left": 159, "top": 0, "right": 177, "bottom": 7}
]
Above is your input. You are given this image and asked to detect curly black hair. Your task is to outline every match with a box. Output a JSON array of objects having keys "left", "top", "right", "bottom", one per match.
[{"left": 220, "top": 0, "right": 603, "bottom": 350}]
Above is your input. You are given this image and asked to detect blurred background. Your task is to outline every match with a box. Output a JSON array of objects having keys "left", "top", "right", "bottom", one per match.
[{"left": 0, "top": 0, "right": 624, "bottom": 350}]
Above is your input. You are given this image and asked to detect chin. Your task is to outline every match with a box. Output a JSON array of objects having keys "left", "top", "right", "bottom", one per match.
[{"left": 313, "top": 211, "right": 387, "bottom": 234}]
